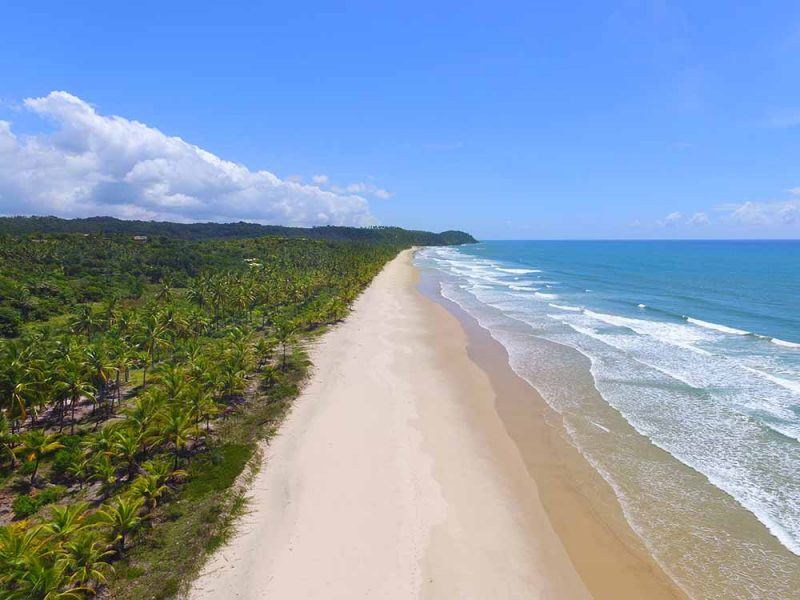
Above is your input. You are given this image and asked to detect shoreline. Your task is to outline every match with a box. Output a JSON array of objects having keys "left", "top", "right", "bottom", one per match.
[
  {"left": 416, "top": 260, "right": 685, "bottom": 599},
  {"left": 188, "top": 248, "right": 682, "bottom": 598}
]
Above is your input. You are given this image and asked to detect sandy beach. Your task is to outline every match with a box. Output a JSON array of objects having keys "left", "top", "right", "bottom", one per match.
[{"left": 189, "top": 249, "right": 681, "bottom": 599}]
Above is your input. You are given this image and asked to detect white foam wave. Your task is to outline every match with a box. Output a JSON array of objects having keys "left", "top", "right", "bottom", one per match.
[
  {"left": 583, "top": 310, "right": 711, "bottom": 350},
  {"left": 497, "top": 267, "right": 542, "bottom": 274},
  {"left": 534, "top": 292, "right": 558, "bottom": 299},
  {"left": 745, "top": 367, "right": 800, "bottom": 396},
  {"left": 548, "top": 303, "right": 582, "bottom": 312},
  {"left": 638, "top": 303, "right": 647, "bottom": 309},
  {"left": 772, "top": 337, "right": 800, "bottom": 349},
  {"left": 686, "top": 317, "right": 750, "bottom": 336}
]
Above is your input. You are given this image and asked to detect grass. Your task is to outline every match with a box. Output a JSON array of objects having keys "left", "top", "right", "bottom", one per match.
[{"left": 101, "top": 344, "right": 309, "bottom": 600}]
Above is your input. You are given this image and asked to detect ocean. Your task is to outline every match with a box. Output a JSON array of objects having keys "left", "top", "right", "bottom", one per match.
[{"left": 415, "top": 240, "right": 800, "bottom": 599}]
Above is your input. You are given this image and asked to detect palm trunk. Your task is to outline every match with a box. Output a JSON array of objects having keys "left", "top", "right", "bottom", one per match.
[{"left": 70, "top": 395, "right": 77, "bottom": 435}]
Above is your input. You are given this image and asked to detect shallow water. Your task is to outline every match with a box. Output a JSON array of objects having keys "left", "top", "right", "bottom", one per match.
[{"left": 416, "top": 241, "right": 800, "bottom": 599}]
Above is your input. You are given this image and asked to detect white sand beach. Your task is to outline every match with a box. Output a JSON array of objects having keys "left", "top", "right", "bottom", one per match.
[{"left": 188, "top": 249, "right": 590, "bottom": 599}]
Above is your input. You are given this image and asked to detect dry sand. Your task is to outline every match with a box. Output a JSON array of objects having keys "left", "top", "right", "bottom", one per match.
[{"left": 188, "top": 249, "right": 680, "bottom": 599}]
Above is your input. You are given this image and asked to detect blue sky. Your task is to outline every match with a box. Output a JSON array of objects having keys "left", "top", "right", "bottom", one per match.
[{"left": 2, "top": 1, "right": 800, "bottom": 239}]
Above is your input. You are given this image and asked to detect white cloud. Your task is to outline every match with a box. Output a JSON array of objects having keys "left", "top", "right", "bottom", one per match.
[
  {"left": 659, "top": 211, "right": 683, "bottom": 226},
  {"left": 343, "top": 181, "right": 393, "bottom": 199},
  {"left": 312, "top": 173, "right": 392, "bottom": 200},
  {"left": 717, "top": 200, "right": 799, "bottom": 226},
  {"left": 0, "top": 91, "right": 376, "bottom": 226},
  {"left": 688, "top": 211, "right": 709, "bottom": 225}
]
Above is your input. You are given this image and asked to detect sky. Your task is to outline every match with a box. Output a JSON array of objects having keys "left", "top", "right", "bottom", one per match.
[{"left": 2, "top": 1, "right": 800, "bottom": 239}]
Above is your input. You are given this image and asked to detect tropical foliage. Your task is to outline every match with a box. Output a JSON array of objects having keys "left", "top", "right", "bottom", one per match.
[{"left": 0, "top": 228, "right": 445, "bottom": 597}]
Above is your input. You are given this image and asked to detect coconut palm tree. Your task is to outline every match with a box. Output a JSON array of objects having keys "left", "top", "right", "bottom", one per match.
[
  {"left": 273, "top": 319, "right": 297, "bottom": 370},
  {"left": 90, "top": 456, "right": 119, "bottom": 500},
  {"left": 151, "top": 362, "right": 188, "bottom": 402},
  {"left": 83, "top": 345, "right": 116, "bottom": 416},
  {"left": 130, "top": 473, "right": 169, "bottom": 512},
  {"left": 0, "top": 357, "right": 39, "bottom": 429},
  {"left": 43, "top": 502, "right": 92, "bottom": 542},
  {"left": 158, "top": 405, "right": 197, "bottom": 469},
  {"left": 69, "top": 305, "right": 97, "bottom": 339},
  {"left": 136, "top": 316, "right": 170, "bottom": 387},
  {"left": 0, "top": 523, "right": 46, "bottom": 584},
  {"left": 97, "top": 496, "right": 143, "bottom": 552},
  {"left": 5, "top": 555, "right": 89, "bottom": 599},
  {"left": 65, "top": 455, "right": 91, "bottom": 490},
  {"left": 62, "top": 532, "right": 114, "bottom": 590},
  {"left": 55, "top": 359, "right": 94, "bottom": 435},
  {"left": 110, "top": 428, "right": 143, "bottom": 480},
  {"left": 16, "top": 430, "right": 63, "bottom": 484}
]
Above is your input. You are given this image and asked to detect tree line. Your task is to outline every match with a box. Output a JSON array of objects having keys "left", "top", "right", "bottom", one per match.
[{"left": 0, "top": 232, "right": 409, "bottom": 598}]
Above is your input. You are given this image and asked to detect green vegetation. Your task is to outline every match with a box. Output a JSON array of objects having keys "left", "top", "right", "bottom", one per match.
[
  {"left": 0, "top": 222, "right": 469, "bottom": 598},
  {"left": 0, "top": 215, "right": 476, "bottom": 244}
]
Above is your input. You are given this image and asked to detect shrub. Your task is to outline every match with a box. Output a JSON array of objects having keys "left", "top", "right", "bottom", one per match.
[
  {"left": 0, "top": 305, "right": 22, "bottom": 337},
  {"left": 12, "top": 485, "right": 68, "bottom": 519},
  {"left": 52, "top": 448, "right": 80, "bottom": 477},
  {"left": 12, "top": 495, "right": 38, "bottom": 519},
  {"left": 18, "top": 460, "right": 35, "bottom": 476}
]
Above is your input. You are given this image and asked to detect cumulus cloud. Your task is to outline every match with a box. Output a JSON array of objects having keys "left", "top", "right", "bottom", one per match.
[
  {"left": 0, "top": 91, "right": 376, "bottom": 226},
  {"left": 311, "top": 174, "right": 329, "bottom": 185},
  {"left": 719, "top": 200, "right": 799, "bottom": 226}
]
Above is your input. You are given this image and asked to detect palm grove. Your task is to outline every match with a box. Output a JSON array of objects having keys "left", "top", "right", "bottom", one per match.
[{"left": 0, "top": 226, "right": 462, "bottom": 598}]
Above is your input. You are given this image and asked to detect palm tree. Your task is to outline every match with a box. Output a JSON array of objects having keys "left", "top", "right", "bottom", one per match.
[
  {"left": 65, "top": 455, "right": 91, "bottom": 490},
  {"left": 97, "top": 496, "right": 143, "bottom": 552},
  {"left": 0, "top": 357, "right": 39, "bottom": 429},
  {"left": 110, "top": 428, "right": 143, "bottom": 480},
  {"left": 130, "top": 474, "right": 169, "bottom": 511},
  {"left": 194, "top": 391, "right": 219, "bottom": 433},
  {"left": 69, "top": 305, "right": 97, "bottom": 339},
  {"left": 107, "top": 338, "right": 134, "bottom": 413},
  {"left": 155, "top": 282, "right": 173, "bottom": 303},
  {"left": 254, "top": 338, "right": 275, "bottom": 369},
  {"left": 273, "top": 319, "right": 297, "bottom": 370},
  {"left": 90, "top": 456, "right": 118, "bottom": 500},
  {"left": 6, "top": 556, "right": 89, "bottom": 599},
  {"left": 56, "top": 359, "right": 95, "bottom": 435},
  {"left": 83, "top": 345, "right": 116, "bottom": 415},
  {"left": 151, "top": 362, "right": 188, "bottom": 401},
  {"left": 16, "top": 430, "right": 63, "bottom": 484},
  {"left": 158, "top": 405, "right": 197, "bottom": 469},
  {"left": 43, "top": 502, "right": 92, "bottom": 542},
  {"left": 136, "top": 316, "right": 170, "bottom": 387},
  {"left": 62, "top": 532, "right": 114, "bottom": 591},
  {"left": 0, "top": 524, "right": 47, "bottom": 584}
]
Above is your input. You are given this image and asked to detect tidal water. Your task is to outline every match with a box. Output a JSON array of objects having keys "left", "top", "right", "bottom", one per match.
[{"left": 416, "top": 240, "right": 800, "bottom": 599}]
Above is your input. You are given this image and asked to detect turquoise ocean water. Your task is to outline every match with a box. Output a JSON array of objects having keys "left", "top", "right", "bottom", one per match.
[{"left": 416, "top": 241, "right": 800, "bottom": 598}]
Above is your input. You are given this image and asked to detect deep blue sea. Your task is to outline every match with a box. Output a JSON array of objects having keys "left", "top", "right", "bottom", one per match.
[{"left": 416, "top": 240, "right": 800, "bottom": 598}]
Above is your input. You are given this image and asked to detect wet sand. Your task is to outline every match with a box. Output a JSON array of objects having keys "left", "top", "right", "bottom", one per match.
[{"left": 417, "top": 268, "right": 684, "bottom": 599}]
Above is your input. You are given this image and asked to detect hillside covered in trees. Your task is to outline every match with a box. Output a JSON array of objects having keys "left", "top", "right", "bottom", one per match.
[
  {"left": 0, "top": 216, "right": 477, "bottom": 245},
  {"left": 0, "top": 220, "right": 475, "bottom": 338},
  {"left": 0, "top": 222, "right": 471, "bottom": 598}
]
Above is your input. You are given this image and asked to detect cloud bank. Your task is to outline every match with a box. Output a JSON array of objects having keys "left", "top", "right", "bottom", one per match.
[{"left": 0, "top": 91, "right": 376, "bottom": 226}]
